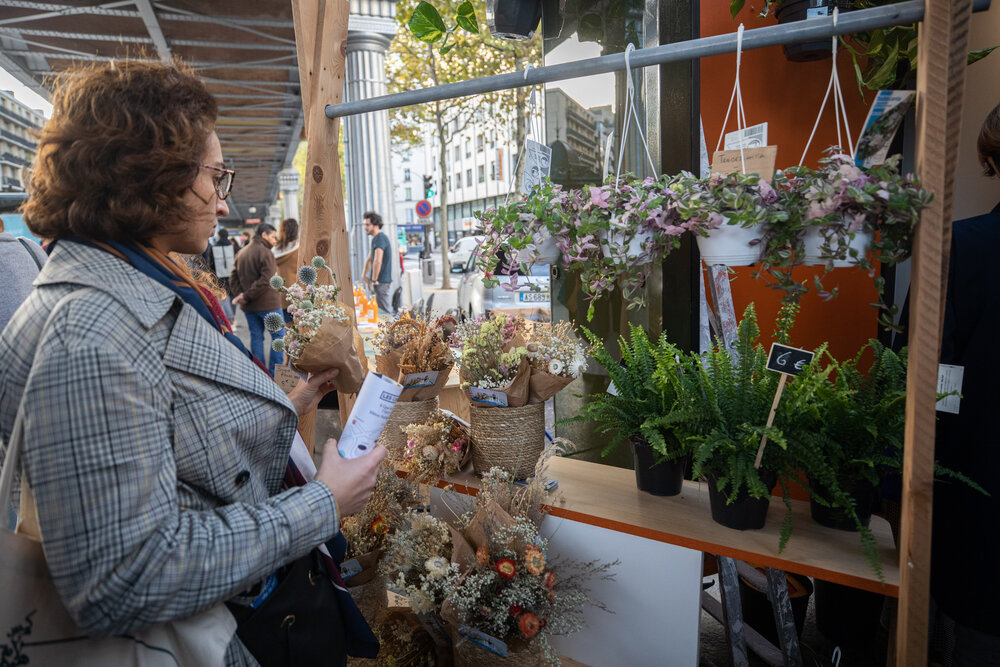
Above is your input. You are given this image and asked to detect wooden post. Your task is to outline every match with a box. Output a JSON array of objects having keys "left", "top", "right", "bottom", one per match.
[
  {"left": 291, "top": 0, "right": 360, "bottom": 443},
  {"left": 898, "top": 0, "right": 972, "bottom": 663}
]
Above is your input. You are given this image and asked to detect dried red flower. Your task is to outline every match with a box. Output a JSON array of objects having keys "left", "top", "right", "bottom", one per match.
[
  {"left": 509, "top": 604, "right": 523, "bottom": 617},
  {"left": 475, "top": 546, "right": 490, "bottom": 567},
  {"left": 541, "top": 571, "right": 556, "bottom": 589},
  {"left": 496, "top": 558, "right": 516, "bottom": 580},
  {"left": 370, "top": 516, "right": 388, "bottom": 535},
  {"left": 518, "top": 612, "right": 540, "bottom": 639}
]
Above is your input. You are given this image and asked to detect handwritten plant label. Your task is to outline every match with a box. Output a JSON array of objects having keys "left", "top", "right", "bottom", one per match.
[
  {"left": 468, "top": 386, "right": 509, "bottom": 407},
  {"left": 403, "top": 371, "right": 438, "bottom": 389},
  {"left": 459, "top": 625, "right": 508, "bottom": 658},
  {"left": 273, "top": 364, "right": 304, "bottom": 394},
  {"left": 385, "top": 585, "right": 410, "bottom": 608},
  {"left": 711, "top": 145, "right": 778, "bottom": 182},
  {"left": 936, "top": 364, "right": 964, "bottom": 415},
  {"left": 766, "top": 343, "right": 815, "bottom": 376}
]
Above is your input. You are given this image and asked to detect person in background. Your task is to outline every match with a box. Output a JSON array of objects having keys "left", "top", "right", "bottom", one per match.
[
  {"left": 928, "top": 101, "right": 1000, "bottom": 666},
  {"left": 231, "top": 223, "right": 285, "bottom": 374},
  {"left": 361, "top": 211, "right": 392, "bottom": 313},
  {"left": 202, "top": 226, "right": 236, "bottom": 323},
  {"left": 273, "top": 217, "right": 300, "bottom": 323},
  {"left": 240, "top": 230, "right": 251, "bottom": 248},
  {"left": 0, "top": 61, "right": 385, "bottom": 665}
]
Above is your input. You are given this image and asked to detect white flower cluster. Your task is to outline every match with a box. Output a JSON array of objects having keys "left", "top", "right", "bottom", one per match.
[{"left": 525, "top": 322, "right": 587, "bottom": 378}]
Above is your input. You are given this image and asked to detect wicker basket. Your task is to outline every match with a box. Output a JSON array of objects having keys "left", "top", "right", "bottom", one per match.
[
  {"left": 469, "top": 403, "right": 545, "bottom": 479},
  {"left": 379, "top": 397, "right": 439, "bottom": 459},
  {"left": 453, "top": 638, "right": 544, "bottom": 667}
]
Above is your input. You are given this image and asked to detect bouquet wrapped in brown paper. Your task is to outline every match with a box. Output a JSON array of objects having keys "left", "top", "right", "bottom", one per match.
[
  {"left": 400, "top": 409, "right": 471, "bottom": 482},
  {"left": 453, "top": 313, "right": 532, "bottom": 408},
  {"left": 267, "top": 255, "right": 366, "bottom": 393},
  {"left": 523, "top": 321, "right": 587, "bottom": 404},
  {"left": 372, "top": 315, "right": 456, "bottom": 402}
]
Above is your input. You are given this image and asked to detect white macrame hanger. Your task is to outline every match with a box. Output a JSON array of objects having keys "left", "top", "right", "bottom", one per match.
[
  {"left": 505, "top": 64, "right": 538, "bottom": 204},
  {"left": 615, "top": 43, "right": 659, "bottom": 185},
  {"left": 799, "top": 8, "right": 855, "bottom": 165},
  {"left": 715, "top": 24, "right": 748, "bottom": 174}
]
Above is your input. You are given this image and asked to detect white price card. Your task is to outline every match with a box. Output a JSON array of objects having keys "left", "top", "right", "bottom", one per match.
[{"left": 936, "top": 364, "right": 964, "bottom": 415}]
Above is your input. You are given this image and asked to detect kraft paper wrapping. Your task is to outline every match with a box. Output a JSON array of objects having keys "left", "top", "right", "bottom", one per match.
[
  {"left": 344, "top": 549, "right": 383, "bottom": 588},
  {"left": 375, "top": 349, "right": 403, "bottom": 382},
  {"left": 527, "top": 369, "right": 574, "bottom": 404},
  {"left": 448, "top": 524, "right": 476, "bottom": 576},
  {"left": 462, "top": 500, "right": 517, "bottom": 552},
  {"left": 399, "top": 363, "right": 454, "bottom": 402},
  {"left": 292, "top": 317, "right": 366, "bottom": 394},
  {"left": 465, "top": 358, "right": 532, "bottom": 408}
]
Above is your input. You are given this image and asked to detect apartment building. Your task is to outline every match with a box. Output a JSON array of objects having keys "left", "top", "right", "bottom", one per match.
[{"left": 0, "top": 89, "right": 43, "bottom": 193}]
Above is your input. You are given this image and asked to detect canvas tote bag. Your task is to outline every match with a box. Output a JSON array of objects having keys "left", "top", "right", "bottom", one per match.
[{"left": 0, "top": 292, "right": 237, "bottom": 666}]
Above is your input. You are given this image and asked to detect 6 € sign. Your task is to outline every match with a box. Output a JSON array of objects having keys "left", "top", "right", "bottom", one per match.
[{"left": 766, "top": 343, "right": 815, "bottom": 376}]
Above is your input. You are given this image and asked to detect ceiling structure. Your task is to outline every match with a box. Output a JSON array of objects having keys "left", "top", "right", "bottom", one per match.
[{"left": 0, "top": 0, "right": 305, "bottom": 223}]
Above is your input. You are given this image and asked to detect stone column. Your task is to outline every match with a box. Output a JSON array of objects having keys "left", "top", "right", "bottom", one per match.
[
  {"left": 345, "top": 2, "right": 399, "bottom": 304},
  {"left": 278, "top": 168, "right": 300, "bottom": 222}
]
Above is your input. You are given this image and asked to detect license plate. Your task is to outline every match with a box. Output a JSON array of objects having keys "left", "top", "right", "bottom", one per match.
[{"left": 519, "top": 291, "right": 549, "bottom": 303}]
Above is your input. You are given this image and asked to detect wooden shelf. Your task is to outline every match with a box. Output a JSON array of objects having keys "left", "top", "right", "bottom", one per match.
[{"left": 415, "top": 456, "right": 899, "bottom": 597}]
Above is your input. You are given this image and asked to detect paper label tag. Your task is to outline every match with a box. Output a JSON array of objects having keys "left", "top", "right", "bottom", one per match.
[
  {"left": 711, "top": 146, "right": 778, "bottom": 181},
  {"left": 607, "top": 381, "right": 619, "bottom": 396},
  {"left": 403, "top": 370, "right": 439, "bottom": 390},
  {"left": 520, "top": 139, "right": 552, "bottom": 195},
  {"left": 936, "top": 364, "right": 964, "bottom": 414},
  {"left": 724, "top": 122, "right": 768, "bottom": 150},
  {"left": 385, "top": 586, "right": 410, "bottom": 608},
  {"left": 806, "top": 6, "right": 832, "bottom": 18},
  {"left": 468, "top": 386, "right": 509, "bottom": 407},
  {"left": 459, "top": 625, "right": 508, "bottom": 658},
  {"left": 339, "top": 558, "right": 363, "bottom": 581},
  {"left": 273, "top": 364, "right": 303, "bottom": 394}
]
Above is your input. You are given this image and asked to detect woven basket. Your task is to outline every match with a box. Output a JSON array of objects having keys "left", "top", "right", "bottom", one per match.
[
  {"left": 469, "top": 403, "right": 545, "bottom": 479},
  {"left": 453, "top": 638, "right": 544, "bottom": 667},
  {"left": 379, "top": 397, "right": 439, "bottom": 459}
]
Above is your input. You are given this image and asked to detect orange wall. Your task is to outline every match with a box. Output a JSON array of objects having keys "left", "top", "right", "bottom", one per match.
[{"left": 700, "top": 6, "right": 879, "bottom": 362}]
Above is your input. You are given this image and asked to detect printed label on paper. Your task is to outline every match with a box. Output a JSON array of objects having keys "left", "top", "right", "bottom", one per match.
[
  {"left": 724, "top": 122, "right": 768, "bottom": 150},
  {"left": 403, "top": 371, "right": 439, "bottom": 389},
  {"left": 459, "top": 625, "right": 508, "bottom": 658},
  {"left": 340, "top": 558, "right": 363, "bottom": 581},
  {"left": 936, "top": 364, "right": 964, "bottom": 414},
  {"left": 468, "top": 386, "right": 509, "bottom": 407},
  {"left": 521, "top": 139, "right": 552, "bottom": 195},
  {"left": 855, "top": 90, "right": 915, "bottom": 168}
]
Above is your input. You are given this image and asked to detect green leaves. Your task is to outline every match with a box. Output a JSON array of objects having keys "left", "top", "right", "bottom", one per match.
[
  {"left": 409, "top": 2, "right": 447, "bottom": 42},
  {"left": 407, "top": 1, "right": 480, "bottom": 55},
  {"left": 969, "top": 45, "right": 999, "bottom": 65}
]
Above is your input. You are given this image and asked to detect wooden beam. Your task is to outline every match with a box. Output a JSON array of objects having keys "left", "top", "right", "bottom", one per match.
[
  {"left": 291, "top": 0, "right": 359, "bottom": 442},
  {"left": 898, "top": 0, "right": 972, "bottom": 663}
]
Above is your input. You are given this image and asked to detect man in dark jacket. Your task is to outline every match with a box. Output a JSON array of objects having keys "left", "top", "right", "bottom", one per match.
[{"left": 231, "top": 223, "right": 285, "bottom": 374}]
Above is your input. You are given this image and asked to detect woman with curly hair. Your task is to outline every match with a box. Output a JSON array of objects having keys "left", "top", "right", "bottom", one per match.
[{"left": 0, "top": 61, "right": 385, "bottom": 665}]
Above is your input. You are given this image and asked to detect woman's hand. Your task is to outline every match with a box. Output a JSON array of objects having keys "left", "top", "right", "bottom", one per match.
[
  {"left": 315, "top": 440, "right": 388, "bottom": 516},
  {"left": 287, "top": 366, "right": 340, "bottom": 417}
]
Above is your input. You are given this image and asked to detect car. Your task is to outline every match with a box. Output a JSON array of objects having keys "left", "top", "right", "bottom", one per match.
[
  {"left": 456, "top": 254, "right": 551, "bottom": 322},
  {"left": 448, "top": 235, "right": 484, "bottom": 272}
]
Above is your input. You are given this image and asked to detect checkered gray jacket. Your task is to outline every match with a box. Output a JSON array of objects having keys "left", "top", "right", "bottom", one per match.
[{"left": 0, "top": 240, "right": 340, "bottom": 665}]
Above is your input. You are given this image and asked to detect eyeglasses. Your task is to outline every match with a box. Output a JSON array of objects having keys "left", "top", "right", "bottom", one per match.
[{"left": 201, "top": 165, "right": 236, "bottom": 200}]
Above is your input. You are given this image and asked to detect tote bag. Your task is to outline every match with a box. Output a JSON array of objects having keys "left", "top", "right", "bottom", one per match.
[{"left": 0, "top": 291, "right": 237, "bottom": 666}]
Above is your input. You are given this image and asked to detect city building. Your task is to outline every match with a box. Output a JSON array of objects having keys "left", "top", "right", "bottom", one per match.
[
  {"left": 545, "top": 88, "right": 600, "bottom": 174},
  {"left": 0, "top": 89, "right": 43, "bottom": 193},
  {"left": 391, "top": 142, "right": 428, "bottom": 253}
]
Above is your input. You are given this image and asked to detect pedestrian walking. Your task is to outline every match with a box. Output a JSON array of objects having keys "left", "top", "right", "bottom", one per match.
[
  {"left": 231, "top": 223, "right": 286, "bottom": 374},
  {"left": 361, "top": 211, "right": 392, "bottom": 313}
]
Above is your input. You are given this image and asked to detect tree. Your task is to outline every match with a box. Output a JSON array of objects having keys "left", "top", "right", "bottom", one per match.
[{"left": 387, "top": 0, "right": 540, "bottom": 289}]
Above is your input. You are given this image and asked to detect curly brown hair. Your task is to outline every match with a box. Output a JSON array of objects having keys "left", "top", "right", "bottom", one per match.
[{"left": 22, "top": 60, "right": 218, "bottom": 243}]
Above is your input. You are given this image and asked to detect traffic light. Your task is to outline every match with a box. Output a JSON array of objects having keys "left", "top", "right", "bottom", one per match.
[{"left": 423, "top": 174, "right": 435, "bottom": 198}]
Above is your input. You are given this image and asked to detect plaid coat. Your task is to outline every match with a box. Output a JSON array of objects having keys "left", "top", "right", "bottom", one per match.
[{"left": 0, "top": 240, "right": 340, "bottom": 665}]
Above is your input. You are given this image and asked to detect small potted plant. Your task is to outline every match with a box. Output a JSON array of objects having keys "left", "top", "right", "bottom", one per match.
[{"left": 565, "top": 323, "right": 691, "bottom": 496}]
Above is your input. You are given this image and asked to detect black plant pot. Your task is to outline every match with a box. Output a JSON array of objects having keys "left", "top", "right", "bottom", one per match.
[
  {"left": 630, "top": 437, "right": 688, "bottom": 497},
  {"left": 774, "top": 0, "right": 843, "bottom": 63},
  {"left": 706, "top": 472, "right": 777, "bottom": 531},
  {"left": 486, "top": 0, "right": 542, "bottom": 41},
  {"left": 814, "top": 579, "right": 884, "bottom": 646},
  {"left": 809, "top": 476, "right": 876, "bottom": 531},
  {"left": 739, "top": 571, "right": 814, "bottom": 647}
]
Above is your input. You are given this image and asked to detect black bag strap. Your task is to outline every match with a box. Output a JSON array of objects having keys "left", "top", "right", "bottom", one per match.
[{"left": 17, "top": 237, "right": 44, "bottom": 271}]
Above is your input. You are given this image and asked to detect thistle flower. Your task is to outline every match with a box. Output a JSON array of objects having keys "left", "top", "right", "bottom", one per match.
[
  {"left": 300, "top": 300, "right": 314, "bottom": 312},
  {"left": 269, "top": 275, "right": 285, "bottom": 289},
  {"left": 271, "top": 339, "right": 285, "bottom": 352},
  {"left": 297, "top": 265, "right": 318, "bottom": 285},
  {"left": 264, "top": 312, "right": 285, "bottom": 332},
  {"left": 312, "top": 255, "right": 327, "bottom": 269}
]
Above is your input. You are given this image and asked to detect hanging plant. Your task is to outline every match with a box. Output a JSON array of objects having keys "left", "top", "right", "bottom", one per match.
[{"left": 407, "top": 0, "right": 481, "bottom": 55}]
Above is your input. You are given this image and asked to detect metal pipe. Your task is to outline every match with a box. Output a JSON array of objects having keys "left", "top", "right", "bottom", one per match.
[{"left": 326, "top": 0, "right": 990, "bottom": 119}]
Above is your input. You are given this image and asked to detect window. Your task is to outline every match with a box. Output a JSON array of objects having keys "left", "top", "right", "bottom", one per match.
[
  {"left": 405, "top": 187, "right": 412, "bottom": 200},
  {"left": 455, "top": 172, "right": 461, "bottom": 188},
  {"left": 490, "top": 162, "right": 496, "bottom": 180},
  {"left": 477, "top": 165, "right": 485, "bottom": 183},
  {"left": 465, "top": 138, "right": 471, "bottom": 158},
  {"left": 404, "top": 168, "right": 411, "bottom": 182},
  {"left": 454, "top": 145, "right": 460, "bottom": 161},
  {"left": 447, "top": 175, "right": 452, "bottom": 190},
  {"left": 466, "top": 169, "right": 472, "bottom": 187},
  {"left": 406, "top": 209, "right": 414, "bottom": 223},
  {"left": 477, "top": 134, "right": 484, "bottom": 152}
]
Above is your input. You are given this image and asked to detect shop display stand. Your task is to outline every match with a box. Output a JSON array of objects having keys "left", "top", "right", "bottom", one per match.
[{"left": 296, "top": 1, "right": 982, "bottom": 662}]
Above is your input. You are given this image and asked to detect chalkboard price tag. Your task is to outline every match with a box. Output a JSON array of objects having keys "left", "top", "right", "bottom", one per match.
[{"left": 766, "top": 343, "right": 815, "bottom": 376}]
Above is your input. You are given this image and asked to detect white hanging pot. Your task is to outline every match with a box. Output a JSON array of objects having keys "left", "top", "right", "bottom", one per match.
[
  {"left": 530, "top": 235, "right": 562, "bottom": 263},
  {"left": 802, "top": 227, "right": 872, "bottom": 267},
  {"left": 695, "top": 217, "right": 763, "bottom": 267}
]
